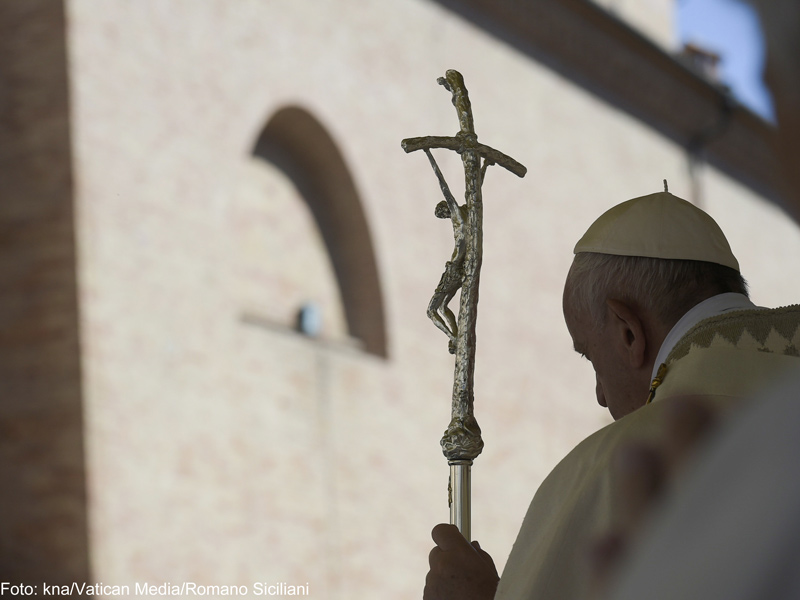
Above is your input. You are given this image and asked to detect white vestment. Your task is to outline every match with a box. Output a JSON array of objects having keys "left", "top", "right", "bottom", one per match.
[{"left": 495, "top": 302, "right": 800, "bottom": 600}]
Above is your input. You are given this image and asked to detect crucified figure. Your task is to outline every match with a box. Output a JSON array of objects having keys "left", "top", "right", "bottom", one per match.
[{"left": 424, "top": 148, "right": 469, "bottom": 355}]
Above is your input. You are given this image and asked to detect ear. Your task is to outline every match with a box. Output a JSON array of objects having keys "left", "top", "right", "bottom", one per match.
[{"left": 605, "top": 299, "right": 647, "bottom": 369}]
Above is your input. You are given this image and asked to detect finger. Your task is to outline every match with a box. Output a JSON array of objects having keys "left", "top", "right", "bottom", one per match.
[
  {"left": 423, "top": 570, "right": 435, "bottom": 600},
  {"left": 428, "top": 545, "right": 443, "bottom": 568},
  {"left": 432, "top": 523, "right": 469, "bottom": 551}
]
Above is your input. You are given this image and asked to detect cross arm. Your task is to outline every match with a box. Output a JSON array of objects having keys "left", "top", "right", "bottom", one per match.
[
  {"left": 474, "top": 142, "right": 527, "bottom": 178},
  {"left": 401, "top": 136, "right": 462, "bottom": 154},
  {"left": 401, "top": 136, "right": 527, "bottom": 179}
]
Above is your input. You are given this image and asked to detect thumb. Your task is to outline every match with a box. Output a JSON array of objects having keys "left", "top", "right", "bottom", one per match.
[{"left": 432, "top": 523, "right": 470, "bottom": 551}]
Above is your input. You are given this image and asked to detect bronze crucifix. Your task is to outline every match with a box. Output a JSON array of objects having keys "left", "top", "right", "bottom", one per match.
[{"left": 402, "top": 69, "right": 526, "bottom": 540}]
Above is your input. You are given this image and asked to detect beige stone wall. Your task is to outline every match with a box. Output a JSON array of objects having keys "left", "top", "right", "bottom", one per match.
[
  {"left": 61, "top": 0, "right": 800, "bottom": 598},
  {"left": 701, "top": 169, "right": 800, "bottom": 308}
]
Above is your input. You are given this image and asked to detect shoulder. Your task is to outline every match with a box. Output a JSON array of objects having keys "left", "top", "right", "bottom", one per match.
[
  {"left": 546, "top": 402, "right": 667, "bottom": 476},
  {"left": 531, "top": 402, "right": 668, "bottom": 518},
  {"left": 502, "top": 402, "right": 681, "bottom": 599}
]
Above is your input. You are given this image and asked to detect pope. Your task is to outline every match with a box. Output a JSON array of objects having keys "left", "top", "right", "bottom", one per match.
[{"left": 423, "top": 187, "right": 800, "bottom": 600}]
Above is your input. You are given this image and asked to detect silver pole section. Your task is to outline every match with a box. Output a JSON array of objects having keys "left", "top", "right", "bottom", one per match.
[{"left": 449, "top": 460, "right": 472, "bottom": 540}]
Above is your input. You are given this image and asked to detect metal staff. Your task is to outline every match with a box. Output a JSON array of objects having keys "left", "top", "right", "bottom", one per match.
[{"left": 401, "top": 70, "right": 526, "bottom": 540}]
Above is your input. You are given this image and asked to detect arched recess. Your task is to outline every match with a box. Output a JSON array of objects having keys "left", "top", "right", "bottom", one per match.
[{"left": 253, "top": 106, "right": 388, "bottom": 358}]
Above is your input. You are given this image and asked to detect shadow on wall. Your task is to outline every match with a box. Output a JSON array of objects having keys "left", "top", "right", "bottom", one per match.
[{"left": 252, "top": 106, "right": 388, "bottom": 358}]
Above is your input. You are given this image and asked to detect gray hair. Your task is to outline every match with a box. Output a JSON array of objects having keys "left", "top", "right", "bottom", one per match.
[{"left": 564, "top": 252, "right": 749, "bottom": 329}]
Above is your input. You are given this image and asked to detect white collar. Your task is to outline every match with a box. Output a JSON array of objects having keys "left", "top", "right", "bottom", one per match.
[{"left": 651, "top": 293, "right": 760, "bottom": 381}]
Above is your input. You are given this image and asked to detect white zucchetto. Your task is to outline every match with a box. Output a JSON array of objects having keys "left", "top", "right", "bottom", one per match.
[{"left": 574, "top": 191, "right": 740, "bottom": 271}]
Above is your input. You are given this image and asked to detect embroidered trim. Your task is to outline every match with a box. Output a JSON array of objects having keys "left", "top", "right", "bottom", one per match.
[{"left": 666, "top": 304, "right": 800, "bottom": 366}]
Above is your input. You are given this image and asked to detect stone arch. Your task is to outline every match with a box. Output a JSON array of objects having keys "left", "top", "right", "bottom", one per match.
[{"left": 253, "top": 106, "right": 388, "bottom": 358}]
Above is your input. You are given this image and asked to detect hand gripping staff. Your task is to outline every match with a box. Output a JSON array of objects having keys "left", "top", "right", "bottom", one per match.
[{"left": 401, "top": 70, "right": 526, "bottom": 541}]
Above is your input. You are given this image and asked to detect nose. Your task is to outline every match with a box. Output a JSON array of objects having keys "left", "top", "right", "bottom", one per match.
[{"left": 595, "top": 375, "right": 607, "bottom": 407}]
